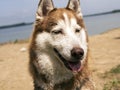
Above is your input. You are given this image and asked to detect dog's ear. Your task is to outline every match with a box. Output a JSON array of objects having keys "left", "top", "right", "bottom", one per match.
[
  {"left": 67, "top": 0, "right": 82, "bottom": 17},
  {"left": 36, "top": 0, "right": 54, "bottom": 20}
]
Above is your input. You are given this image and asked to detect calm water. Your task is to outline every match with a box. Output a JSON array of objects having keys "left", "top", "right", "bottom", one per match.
[
  {"left": 84, "top": 13, "right": 120, "bottom": 35},
  {"left": 0, "top": 13, "right": 120, "bottom": 43}
]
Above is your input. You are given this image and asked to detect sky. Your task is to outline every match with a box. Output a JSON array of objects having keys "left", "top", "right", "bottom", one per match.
[{"left": 0, "top": 0, "right": 120, "bottom": 25}]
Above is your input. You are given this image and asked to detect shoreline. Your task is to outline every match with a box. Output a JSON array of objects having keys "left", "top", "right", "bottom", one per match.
[
  {"left": 0, "top": 10, "right": 120, "bottom": 30},
  {"left": 0, "top": 27, "right": 120, "bottom": 45}
]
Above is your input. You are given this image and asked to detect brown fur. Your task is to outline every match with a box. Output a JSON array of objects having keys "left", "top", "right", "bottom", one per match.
[{"left": 29, "top": 0, "right": 95, "bottom": 90}]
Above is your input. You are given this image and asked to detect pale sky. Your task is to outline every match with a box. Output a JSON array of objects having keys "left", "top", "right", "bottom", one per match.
[{"left": 0, "top": 0, "right": 120, "bottom": 25}]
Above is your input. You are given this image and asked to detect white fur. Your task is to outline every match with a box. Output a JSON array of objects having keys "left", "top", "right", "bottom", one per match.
[
  {"left": 51, "top": 13, "right": 88, "bottom": 61},
  {"left": 35, "top": 32, "right": 73, "bottom": 85},
  {"left": 35, "top": 12, "right": 88, "bottom": 84}
]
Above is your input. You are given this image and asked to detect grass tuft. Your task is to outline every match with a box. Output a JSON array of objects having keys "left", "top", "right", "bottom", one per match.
[
  {"left": 103, "top": 64, "right": 120, "bottom": 90},
  {"left": 110, "top": 65, "right": 120, "bottom": 74},
  {"left": 103, "top": 79, "right": 120, "bottom": 90}
]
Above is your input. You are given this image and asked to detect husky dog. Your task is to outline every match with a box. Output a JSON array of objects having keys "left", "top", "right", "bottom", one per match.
[{"left": 29, "top": 0, "right": 95, "bottom": 90}]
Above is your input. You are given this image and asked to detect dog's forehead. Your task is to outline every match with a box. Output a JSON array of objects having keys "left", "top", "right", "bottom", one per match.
[
  {"left": 49, "top": 8, "right": 76, "bottom": 20},
  {"left": 36, "top": 8, "right": 85, "bottom": 33},
  {"left": 47, "top": 8, "right": 79, "bottom": 26},
  {"left": 47, "top": 8, "right": 84, "bottom": 29}
]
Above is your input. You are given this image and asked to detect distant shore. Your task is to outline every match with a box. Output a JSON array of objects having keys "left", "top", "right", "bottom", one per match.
[
  {"left": 0, "top": 9, "right": 120, "bottom": 29},
  {"left": 84, "top": 9, "right": 120, "bottom": 17},
  {"left": 0, "top": 22, "right": 33, "bottom": 29},
  {"left": 0, "top": 28, "right": 120, "bottom": 45}
]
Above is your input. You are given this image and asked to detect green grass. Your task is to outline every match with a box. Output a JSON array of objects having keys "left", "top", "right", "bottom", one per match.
[
  {"left": 103, "top": 64, "right": 120, "bottom": 90},
  {"left": 103, "top": 79, "right": 120, "bottom": 90},
  {"left": 109, "top": 65, "right": 120, "bottom": 74}
]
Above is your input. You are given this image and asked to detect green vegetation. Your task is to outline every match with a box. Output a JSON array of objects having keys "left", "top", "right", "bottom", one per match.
[
  {"left": 84, "top": 9, "right": 120, "bottom": 17},
  {"left": 103, "top": 79, "right": 120, "bottom": 90},
  {"left": 110, "top": 65, "right": 120, "bottom": 74},
  {"left": 14, "top": 39, "right": 18, "bottom": 43},
  {"left": 0, "top": 22, "right": 33, "bottom": 29},
  {"left": 103, "top": 65, "right": 120, "bottom": 90},
  {"left": 112, "top": 9, "right": 120, "bottom": 13},
  {"left": 13, "top": 39, "right": 29, "bottom": 44}
]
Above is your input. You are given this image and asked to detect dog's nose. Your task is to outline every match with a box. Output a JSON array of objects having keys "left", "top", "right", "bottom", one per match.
[{"left": 71, "top": 47, "right": 84, "bottom": 60}]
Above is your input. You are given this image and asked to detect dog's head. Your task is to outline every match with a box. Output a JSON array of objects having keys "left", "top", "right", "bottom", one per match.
[{"left": 33, "top": 0, "right": 88, "bottom": 73}]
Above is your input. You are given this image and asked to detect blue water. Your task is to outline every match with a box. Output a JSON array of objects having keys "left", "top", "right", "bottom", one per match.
[
  {"left": 0, "top": 13, "right": 120, "bottom": 43},
  {"left": 0, "top": 25, "right": 33, "bottom": 43},
  {"left": 84, "top": 13, "right": 120, "bottom": 35}
]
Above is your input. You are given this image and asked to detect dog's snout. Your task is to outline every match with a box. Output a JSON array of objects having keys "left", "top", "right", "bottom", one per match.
[{"left": 71, "top": 47, "right": 84, "bottom": 60}]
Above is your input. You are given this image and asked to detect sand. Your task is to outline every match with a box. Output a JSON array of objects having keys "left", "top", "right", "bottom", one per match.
[{"left": 0, "top": 28, "right": 120, "bottom": 90}]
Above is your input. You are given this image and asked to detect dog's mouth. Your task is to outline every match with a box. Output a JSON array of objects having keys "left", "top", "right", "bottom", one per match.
[{"left": 54, "top": 48, "right": 82, "bottom": 72}]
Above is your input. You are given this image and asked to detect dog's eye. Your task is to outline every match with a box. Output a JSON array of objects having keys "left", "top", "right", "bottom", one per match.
[
  {"left": 75, "top": 29, "right": 81, "bottom": 33},
  {"left": 49, "top": 22, "right": 57, "bottom": 27},
  {"left": 51, "top": 30, "right": 63, "bottom": 35}
]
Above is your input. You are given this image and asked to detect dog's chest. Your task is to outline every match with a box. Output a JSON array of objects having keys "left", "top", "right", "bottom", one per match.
[{"left": 36, "top": 52, "right": 73, "bottom": 84}]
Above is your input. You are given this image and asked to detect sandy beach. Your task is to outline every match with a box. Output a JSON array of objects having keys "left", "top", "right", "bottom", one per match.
[{"left": 0, "top": 28, "right": 120, "bottom": 90}]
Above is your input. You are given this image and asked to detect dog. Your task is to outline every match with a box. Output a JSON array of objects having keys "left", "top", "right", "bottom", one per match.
[{"left": 29, "top": 0, "right": 95, "bottom": 90}]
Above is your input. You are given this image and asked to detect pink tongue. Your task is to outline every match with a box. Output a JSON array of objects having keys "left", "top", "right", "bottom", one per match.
[{"left": 68, "top": 62, "right": 81, "bottom": 72}]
